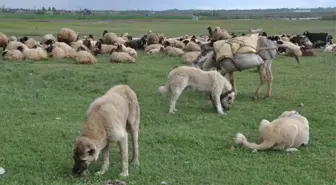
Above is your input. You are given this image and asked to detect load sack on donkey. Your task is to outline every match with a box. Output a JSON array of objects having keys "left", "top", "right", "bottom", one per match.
[{"left": 213, "top": 34, "right": 259, "bottom": 61}]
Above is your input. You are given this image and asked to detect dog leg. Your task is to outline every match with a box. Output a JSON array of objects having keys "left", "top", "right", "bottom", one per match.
[
  {"left": 214, "top": 93, "right": 225, "bottom": 114},
  {"left": 95, "top": 143, "right": 110, "bottom": 176},
  {"left": 119, "top": 136, "right": 129, "bottom": 177},
  {"left": 209, "top": 94, "right": 216, "bottom": 110},
  {"left": 169, "top": 92, "right": 182, "bottom": 114}
]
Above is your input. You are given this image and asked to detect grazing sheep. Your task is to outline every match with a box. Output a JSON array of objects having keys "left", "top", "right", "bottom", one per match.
[
  {"left": 57, "top": 28, "right": 79, "bottom": 44},
  {"left": 0, "top": 32, "right": 9, "bottom": 50},
  {"left": 158, "top": 66, "right": 235, "bottom": 114},
  {"left": 235, "top": 110, "right": 309, "bottom": 152},
  {"left": 146, "top": 31, "right": 160, "bottom": 45},
  {"left": 95, "top": 41, "right": 117, "bottom": 54},
  {"left": 124, "top": 36, "right": 147, "bottom": 49},
  {"left": 2, "top": 49, "right": 25, "bottom": 61},
  {"left": 45, "top": 44, "right": 66, "bottom": 59},
  {"left": 73, "top": 47, "right": 98, "bottom": 64},
  {"left": 182, "top": 51, "right": 201, "bottom": 65},
  {"left": 17, "top": 45, "right": 48, "bottom": 61},
  {"left": 146, "top": 48, "right": 161, "bottom": 54},
  {"left": 19, "top": 37, "right": 38, "bottom": 49},
  {"left": 144, "top": 44, "right": 164, "bottom": 53},
  {"left": 120, "top": 44, "right": 137, "bottom": 58},
  {"left": 160, "top": 44, "right": 185, "bottom": 57},
  {"left": 109, "top": 45, "right": 136, "bottom": 64},
  {"left": 41, "top": 34, "right": 56, "bottom": 45}
]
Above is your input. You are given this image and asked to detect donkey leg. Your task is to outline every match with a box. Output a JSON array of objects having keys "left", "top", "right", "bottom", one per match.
[
  {"left": 228, "top": 72, "right": 237, "bottom": 95},
  {"left": 265, "top": 60, "right": 273, "bottom": 97},
  {"left": 254, "top": 64, "right": 267, "bottom": 98}
]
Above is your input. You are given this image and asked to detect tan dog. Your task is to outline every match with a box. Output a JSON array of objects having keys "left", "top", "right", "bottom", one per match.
[
  {"left": 72, "top": 84, "right": 140, "bottom": 177},
  {"left": 158, "top": 66, "right": 235, "bottom": 114},
  {"left": 235, "top": 110, "right": 309, "bottom": 152}
]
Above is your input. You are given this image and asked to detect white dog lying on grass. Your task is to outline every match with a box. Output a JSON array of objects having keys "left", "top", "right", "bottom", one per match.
[
  {"left": 158, "top": 66, "right": 235, "bottom": 114},
  {"left": 235, "top": 110, "right": 309, "bottom": 152}
]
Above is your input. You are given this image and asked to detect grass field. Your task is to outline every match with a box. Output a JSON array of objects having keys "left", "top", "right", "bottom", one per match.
[{"left": 0, "top": 18, "right": 335, "bottom": 185}]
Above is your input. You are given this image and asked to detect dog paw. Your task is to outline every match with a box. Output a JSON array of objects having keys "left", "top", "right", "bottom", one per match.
[
  {"left": 119, "top": 171, "right": 129, "bottom": 177},
  {"left": 286, "top": 148, "right": 299, "bottom": 152},
  {"left": 95, "top": 170, "right": 106, "bottom": 176}
]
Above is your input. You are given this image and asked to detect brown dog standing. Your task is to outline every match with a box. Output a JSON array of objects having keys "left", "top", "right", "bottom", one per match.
[{"left": 72, "top": 84, "right": 140, "bottom": 177}]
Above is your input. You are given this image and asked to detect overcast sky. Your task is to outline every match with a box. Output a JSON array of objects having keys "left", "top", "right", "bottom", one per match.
[{"left": 2, "top": 0, "right": 335, "bottom": 10}]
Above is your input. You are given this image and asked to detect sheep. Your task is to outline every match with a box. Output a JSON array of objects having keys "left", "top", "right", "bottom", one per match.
[
  {"left": 146, "top": 48, "right": 161, "bottom": 55},
  {"left": 95, "top": 40, "right": 117, "bottom": 54},
  {"left": 17, "top": 45, "right": 48, "bottom": 61},
  {"left": 102, "top": 30, "right": 126, "bottom": 45},
  {"left": 165, "top": 38, "right": 185, "bottom": 49},
  {"left": 182, "top": 51, "right": 201, "bottom": 65},
  {"left": 41, "top": 34, "right": 56, "bottom": 45},
  {"left": 0, "top": 32, "right": 9, "bottom": 51},
  {"left": 6, "top": 41, "right": 28, "bottom": 50},
  {"left": 57, "top": 28, "right": 79, "bottom": 44},
  {"left": 120, "top": 44, "right": 137, "bottom": 58},
  {"left": 19, "top": 37, "right": 38, "bottom": 49},
  {"left": 183, "top": 37, "right": 202, "bottom": 52},
  {"left": 49, "top": 41, "right": 77, "bottom": 58},
  {"left": 144, "top": 44, "right": 164, "bottom": 53},
  {"left": 2, "top": 49, "right": 25, "bottom": 61},
  {"left": 124, "top": 36, "right": 147, "bottom": 50},
  {"left": 45, "top": 44, "right": 66, "bottom": 59},
  {"left": 324, "top": 44, "right": 336, "bottom": 52},
  {"left": 70, "top": 41, "right": 91, "bottom": 53},
  {"left": 207, "top": 26, "right": 231, "bottom": 41},
  {"left": 73, "top": 47, "right": 98, "bottom": 64},
  {"left": 9, "top": 36, "right": 17, "bottom": 42},
  {"left": 160, "top": 45, "right": 185, "bottom": 57},
  {"left": 109, "top": 45, "right": 136, "bottom": 64},
  {"left": 146, "top": 31, "right": 160, "bottom": 45}
]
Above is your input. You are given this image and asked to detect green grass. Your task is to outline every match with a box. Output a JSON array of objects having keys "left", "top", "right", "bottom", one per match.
[{"left": 0, "top": 19, "right": 335, "bottom": 185}]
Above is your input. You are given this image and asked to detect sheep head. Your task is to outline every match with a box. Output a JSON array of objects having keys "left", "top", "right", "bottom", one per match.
[
  {"left": 45, "top": 45, "right": 54, "bottom": 53},
  {"left": 17, "top": 46, "right": 24, "bottom": 52},
  {"left": 102, "top": 30, "right": 108, "bottom": 36},
  {"left": 83, "top": 39, "right": 91, "bottom": 48},
  {"left": 45, "top": 39, "right": 55, "bottom": 45},
  {"left": 95, "top": 41, "right": 102, "bottom": 50},
  {"left": 19, "top": 36, "right": 29, "bottom": 43},
  {"left": 89, "top": 34, "right": 94, "bottom": 39},
  {"left": 163, "top": 41, "right": 171, "bottom": 47},
  {"left": 116, "top": 44, "right": 123, "bottom": 52}
]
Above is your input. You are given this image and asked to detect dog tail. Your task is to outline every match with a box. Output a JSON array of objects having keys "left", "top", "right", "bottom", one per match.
[
  {"left": 234, "top": 132, "right": 274, "bottom": 150},
  {"left": 158, "top": 84, "right": 170, "bottom": 94}
]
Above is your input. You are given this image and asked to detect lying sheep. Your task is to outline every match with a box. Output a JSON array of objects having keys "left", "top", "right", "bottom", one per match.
[
  {"left": 57, "top": 28, "right": 79, "bottom": 44},
  {"left": 144, "top": 44, "right": 163, "bottom": 53},
  {"left": 51, "top": 41, "right": 77, "bottom": 58},
  {"left": 120, "top": 44, "right": 137, "bottom": 58},
  {"left": 124, "top": 36, "right": 147, "bottom": 50},
  {"left": 6, "top": 41, "right": 28, "bottom": 50},
  {"left": 160, "top": 43, "right": 185, "bottom": 57},
  {"left": 235, "top": 110, "right": 309, "bottom": 152},
  {"left": 184, "top": 37, "right": 201, "bottom": 52},
  {"left": 0, "top": 32, "right": 9, "bottom": 50},
  {"left": 324, "top": 44, "right": 336, "bottom": 52},
  {"left": 2, "top": 49, "right": 25, "bottom": 61},
  {"left": 165, "top": 38, "right": 185, "bottom": 49},
  {"left": 146, "top": 48, "right": 161, "bottom": 54},
  {"left": 146, "top": 31, "right": 160, "bottom": 45},
  {"left": 73, "top": 47, "right": 98, "bottom": 64},
  {"left": 158, "top": 66, "right": 235, "bottom": 114},
  {"left": 95, "top": 41, "right": 117, "bottom": 54},
  {"left": 45, "top": 44, "right": 66, "bottom": 59},
  {"left": 17, "top": 45, "right": 48, "bottom": 61},
  {"left": 9, "top": 36, "right": 17, "bottom": 42},
  {"left": 19, "top": 37, "right": 38, "bottom": 49},
  {"left": 102, "top": 30, "right": 126, "bottom": 45},
  {"left": 41, "top": 34, "right": 56, "bottom": 45},
  {"left": 109, "top": 45, "right": 136, "bottom": 64},
  {"left": 182, "top": 51, "right": 201, "bottom": 64}
]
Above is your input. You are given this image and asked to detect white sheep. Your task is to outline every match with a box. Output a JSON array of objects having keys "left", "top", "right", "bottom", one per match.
[
  {"left": 41, "top": 34, "right": 56, "bottom": 45},
  {"left": 109, "top": 45, "right": 136, "bottom": 63},
  {"left": 0, "top": 32, "right": 9, "bottom": 50},
  {"left": 17, "top": 45, "right": 48, "bottom": 61},
  {"left": 73, "top": 48, "right": 98, "bottom": 64},
  {"left": 2, "top": 49, "right": 25, "bottom": 61},
  {"left": 160, "top": 46, "right": 185, "bottom": 56},
  {"left": 57, "top": 28, "right": 79, "bottom": 44}
]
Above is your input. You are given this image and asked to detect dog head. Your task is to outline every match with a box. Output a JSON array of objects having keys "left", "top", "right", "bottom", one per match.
[
  {"left": 72, "top": 136, "right": 98, "bottom": 176},
  {"left": 220, "top": 89, "right": 235, "bottom": 111}
]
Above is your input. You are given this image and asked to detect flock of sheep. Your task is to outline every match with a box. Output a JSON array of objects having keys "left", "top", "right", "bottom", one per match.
[{"left": 0, "top": 25, "right": 333, "bottom": 180}]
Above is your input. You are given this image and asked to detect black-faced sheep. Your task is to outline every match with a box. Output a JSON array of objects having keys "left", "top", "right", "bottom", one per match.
[
  {"left": 146, "top": 31, "right": 160, "bottom": 45},
  {"left": 0, "top": 32, "right": 9, "bottom": 51},
  {"left": 124, "top": 36, "right": 147, "bottom": 50},
  {"left": 6, "top": 41, "right": 28, "bottom": 50},
  {"left": 2, "top": 49, "right": 25, "bottom": 61},
  {"left": 102, "top": 30, "right": 126, "bottom": 45},
  {"left": 45, "top": 44, "right": 66, "bottom": 59},
  {"left": 95, "top": 41, "right": 117, "bottom": 54},
  {"left": 57, "top": 28, "right": 79, "bottom": 45},
  {"left": 41, "top": 34, "right": 56, "bottom": 45},
  {"left": 183, "top": 37, "right": 201, "bottom": 52},
  {"left": 144, "top": 44, "right": 164, "bottom": 53},
  {"left": 109, "top": 45, "right": 136, "bottom": 63},
  {"left": 19, "top": 36, "right": 38, "bottom": 49}
]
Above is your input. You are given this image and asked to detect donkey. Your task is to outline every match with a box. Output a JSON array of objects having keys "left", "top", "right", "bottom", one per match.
[{"left": 192, "top": 36, "right": 300, "bottom": 98}]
